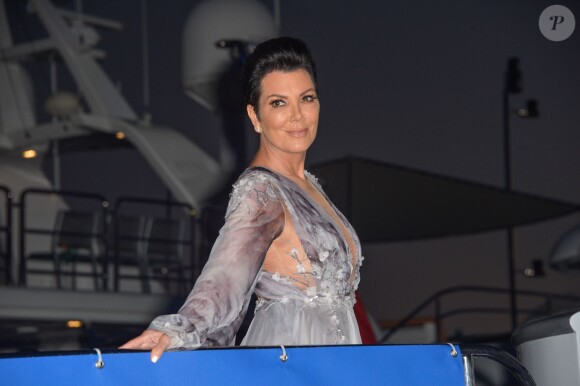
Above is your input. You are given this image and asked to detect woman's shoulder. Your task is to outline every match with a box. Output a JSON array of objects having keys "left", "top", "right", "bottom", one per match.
[
  {"left": 234, "top": 167, "right": 283, "bottom": 190},
  {"left": 226, "top": 167, "right": 283, "bottom": 217}
]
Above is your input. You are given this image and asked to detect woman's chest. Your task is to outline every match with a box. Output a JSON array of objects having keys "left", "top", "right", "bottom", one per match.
[{"left": 263, "top": 191, "right": 359, "bottom": 294}]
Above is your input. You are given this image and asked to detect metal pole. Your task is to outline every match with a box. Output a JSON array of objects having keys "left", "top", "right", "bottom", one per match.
[
  {"left": 53, "top": 140, "right": 61, "bottom": 190},
  {"left": 435, "top": 298, "right": 441, "bottom": 342},
  {"left": 141, "top": 0, "right": 151, "bottom": 124},
  {"left": 503, "top": 87, "right": 518, "bottom": 330},
  {"left": 18, "top": 193, "right": 26, "bottom": 286},
  {"left": 273, "top": 0, "right": 281, "bottom": 31},
  {"left": 462, "top": 354, "right": 475, "bottom": 386},
  {"left": 506, "top": 227, "right": 518, "bottom": 329},
  {"left": 4, "top": 190, "right": 13, "bottom": 285},
  {"left": 503, "top": 89, "right": 512, "bottom": 190}
]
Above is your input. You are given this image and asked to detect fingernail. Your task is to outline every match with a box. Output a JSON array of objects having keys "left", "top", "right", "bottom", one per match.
[{"left": 151, "top": 355, "right": 159, "bottom": 364}]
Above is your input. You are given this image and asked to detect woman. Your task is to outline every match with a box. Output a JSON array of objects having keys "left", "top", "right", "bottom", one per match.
[{"left": 121, "top": 37, "right": 363, "bottom": 362}]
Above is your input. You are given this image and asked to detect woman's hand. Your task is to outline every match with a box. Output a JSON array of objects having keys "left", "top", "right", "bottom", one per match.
[{"left": 119, "top": 329, "right": 171, "bottom": 363}]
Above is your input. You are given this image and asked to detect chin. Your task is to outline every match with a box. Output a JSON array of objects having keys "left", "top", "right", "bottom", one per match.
[{"left": 287, "top": 142, "right": 314, "bottom": 154}]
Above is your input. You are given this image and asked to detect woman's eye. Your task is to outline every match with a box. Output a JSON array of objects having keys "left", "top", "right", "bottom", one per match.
[
  {"left": 302, "top": 95, "right": 317, "bottom": 103},
  {"left": 271, "top": 99, "right": 285, "bottom": 107}
]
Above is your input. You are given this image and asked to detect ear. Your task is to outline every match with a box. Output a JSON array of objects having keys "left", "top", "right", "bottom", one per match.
[{"left": 246, "top": 104, "right": 259, "bottom": 128}]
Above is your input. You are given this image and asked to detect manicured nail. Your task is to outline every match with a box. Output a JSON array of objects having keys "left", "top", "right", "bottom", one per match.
[{"left": 151, "top": 355, "right": 159, "bottom": 363}]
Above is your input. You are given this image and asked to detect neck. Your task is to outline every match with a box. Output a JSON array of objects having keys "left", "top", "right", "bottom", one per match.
[{"left": 250, "top": 146, "right": 307, "bottom": 180}]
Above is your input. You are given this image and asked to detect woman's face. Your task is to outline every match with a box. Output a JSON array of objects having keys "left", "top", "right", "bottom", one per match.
[{"left": 247, "top": 69, "right": 320, "bottom": 156}]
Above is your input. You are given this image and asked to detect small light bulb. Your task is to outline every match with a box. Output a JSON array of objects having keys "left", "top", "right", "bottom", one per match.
[
  {"left": 524, "top": 268, "right": 535, "bottom": 277},
  {"left": 22, "top": 149, "right": 37, "bottom": 159},
  {"left": 518, "top": 108, "right": 529, "bottom": 118},
  {"left": 67, "top": 320, "right": 84, "bottom": 328},
  {"left": 115, "top": 131, "right": 126, "bottom": 140}
]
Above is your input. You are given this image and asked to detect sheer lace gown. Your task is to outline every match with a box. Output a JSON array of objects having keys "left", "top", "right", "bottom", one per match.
[{"left": 149, "top": 167, "right": 363, "bottom": 348}]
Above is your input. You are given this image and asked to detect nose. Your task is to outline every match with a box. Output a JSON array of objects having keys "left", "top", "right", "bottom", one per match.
[{"left": 289, "top": 102, "right": 304, "bottom": 122}]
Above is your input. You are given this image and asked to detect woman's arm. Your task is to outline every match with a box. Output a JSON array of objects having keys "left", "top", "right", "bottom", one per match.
[{"left": 120, "top": 175, "right": 284, "bottom": 362}]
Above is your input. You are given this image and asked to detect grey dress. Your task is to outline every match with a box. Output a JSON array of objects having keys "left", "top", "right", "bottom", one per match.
[{"left": 149, "top": 167, "right": 363, "bottom": 348}]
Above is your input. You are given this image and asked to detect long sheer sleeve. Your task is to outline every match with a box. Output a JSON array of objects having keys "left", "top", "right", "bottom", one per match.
[{"left": 148, "top": 173, "right": 285, "bottom": 348}]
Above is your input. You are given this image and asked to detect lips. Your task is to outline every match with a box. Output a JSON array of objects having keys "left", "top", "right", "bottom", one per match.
[{"left": 287, "top": 129, "right": 308, "bottom": 138}]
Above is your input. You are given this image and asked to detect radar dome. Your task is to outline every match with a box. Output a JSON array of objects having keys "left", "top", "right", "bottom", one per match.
[{"left": 183, "top": 0, "right": 277, "bottom": 112}]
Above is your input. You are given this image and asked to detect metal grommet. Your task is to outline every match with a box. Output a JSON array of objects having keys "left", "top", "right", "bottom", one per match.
[
  {"left": 93, "top": 348, "right": 105, "bottom": 369},
  {"left": 279, "top": 345, "right": 288, "bottom": 362},
  {"left": 447, "top": 343, "right": 458, "bottom": 357}
]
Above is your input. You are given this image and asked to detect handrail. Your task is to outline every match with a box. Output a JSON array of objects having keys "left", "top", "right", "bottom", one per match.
[
  {"left": 114, "top": 196, "right": 196, "bottom": 251},
  {"left": 112, "top": 196, "right": 197, "bottom": 293},
  {"left": 380, "top": 285, "right": 580, "bottom": 343},
  {"left": 460, "top": 344, "right": 536, "bottom": 385},
  {"left": 0, "top": 185, "right": 14, "bottom": 284},
  {"left": 18, "top": 189, "right": 109, "bottom": 287},
  {"left": 439, "top": 306, "right": 545, "bottom": 320},
  {"left": 114, "top": 196, "right": 195, "bottom": 216}
]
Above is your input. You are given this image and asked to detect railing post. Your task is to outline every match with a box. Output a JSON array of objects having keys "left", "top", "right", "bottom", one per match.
[
  {"left": 189, "top": 211, "right": 197, "bottom": 281},
  {"left": 18, "top": 191, "right": 27, "bottom": 286},
  {"left": 462, "top": 354, "right": 475, "bottom": 386},
  {"left": 435, "top": 299, "right": 441, "bottom": 342},
  {"left": 101, "top": 200, "right": 109, "bottom": 291},
  {"left": 6, "top": 190, "right": 13, "bottom": 285},
  {"left": 0, "top": 186, "right": 14, "bottom": 285}
]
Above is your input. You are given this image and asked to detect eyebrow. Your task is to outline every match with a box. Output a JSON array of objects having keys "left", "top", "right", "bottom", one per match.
[{"left": 266, "top": 88, "right": 316, "bottom": 99}]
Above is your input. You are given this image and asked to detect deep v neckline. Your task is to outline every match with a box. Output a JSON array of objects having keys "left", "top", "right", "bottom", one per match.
[
  {"left": 248, "top": 166, "right": 358, "bottom": 282},
  {"left": 249, "top": 166, "right": 342, "bottom": 228}
]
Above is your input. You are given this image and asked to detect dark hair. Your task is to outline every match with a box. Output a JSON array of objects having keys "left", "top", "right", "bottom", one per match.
[{"left": 242, "top": 37, "right": 318, "bottom": 115}]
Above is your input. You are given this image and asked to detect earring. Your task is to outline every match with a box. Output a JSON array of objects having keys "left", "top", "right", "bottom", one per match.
[{"left": 255, "top": 127, "right": 262, "bottom": 133}]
